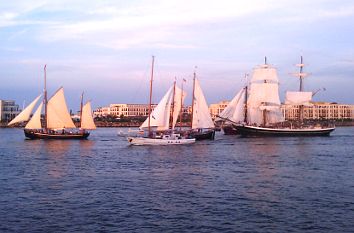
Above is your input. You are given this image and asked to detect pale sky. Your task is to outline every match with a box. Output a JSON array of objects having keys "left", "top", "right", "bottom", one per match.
[{"left": 1, "top": 0, "right": 354, "bottom": 111}]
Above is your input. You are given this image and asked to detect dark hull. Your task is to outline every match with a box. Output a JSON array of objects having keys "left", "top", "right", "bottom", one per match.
[
  {"left": 222, "top": 125, "right": 238, "bottom": 135},
  {"left": 235, "top": 125, "right": 335, "bottom": 137},
  {"left": 191, "top": 130, "right": 215, "bottom": 140},
  {"left": 24, "top": 130, "right": 90, "bottom": 140}
]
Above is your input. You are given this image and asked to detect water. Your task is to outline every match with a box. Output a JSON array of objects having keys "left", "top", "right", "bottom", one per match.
[{"left": 0, "top": 127, "right": 353, "bottom": 232}]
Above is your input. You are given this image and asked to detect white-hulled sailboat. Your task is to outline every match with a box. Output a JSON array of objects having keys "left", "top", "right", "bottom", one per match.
[
  {"left": 127, "top": 57, "right": 195, "bottom": 146},
  {"left": 8, "top": 65, "right": 96, "bottom": 139},
  {"left": 235, "top": 57, "right": 335, "bottom": 136},
  {"left": 189, "top": 71, "right": 215, "bottom": 140}
]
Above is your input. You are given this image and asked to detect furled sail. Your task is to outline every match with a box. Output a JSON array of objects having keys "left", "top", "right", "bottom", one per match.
[
  {"left": 247, "top": 65, "right": 284, "bottom": 125},
  {"left": 25, "top": 102, "right": 43, "bottom": 129},
  {"left": 140, "top": 86, "right": 174, "bottom": 131},
  {"left": 171, "top": 86, "right": 187, "bottom": 129},
  {"left": 192, "top": 79, "right": 214, "bottom": 129},
  {"left": 285, "top": 91, "right": 312, "bottom": 106},
  {"left": 217, "top": 88, "right": 245, "bottom": 123},
  {"left": 80, "top": 101, "right": 96, "bottom": 130},
  {"left": 47, "top": 87, "right": 76, "bottom": 129},
  {"left": 8, "top": 94, "right": 42, "bottom": 126}
]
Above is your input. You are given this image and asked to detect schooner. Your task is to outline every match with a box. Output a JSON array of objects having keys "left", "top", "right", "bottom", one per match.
[{"left": 8, "top": 65, "right": 96, "bottom": 139}]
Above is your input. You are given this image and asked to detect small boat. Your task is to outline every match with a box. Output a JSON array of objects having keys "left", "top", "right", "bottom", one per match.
[
  {"left": 127, "top": 133, "right": 195, "bottom": 146},
  {"left": 189, "top": 71, "right": 216, "bottom": 140},
  {"left": 8, "top": 65, "right": 96, "bottom": 139},
  {"left": 235, "top": 57, "right": 335, "bottom": 137},
  {"left": 127, "top": 57, "right": 195, "bottom": 146}
]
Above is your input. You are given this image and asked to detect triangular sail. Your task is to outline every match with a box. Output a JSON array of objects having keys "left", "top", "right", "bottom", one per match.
[
  {"left": 47, "top": 87, "right": 76, "bottom": 129},
  {"left": 172, "top": 86, "right": 187, "bottom": 129},
  {"left": 8, "top": 94, "right": 42, "bottom": 126},
  {"left": 218, "top": 88, "right": 245, "bottom": 123},
  {"left": 25, "top": 103, "right": 43, "bottom": 129},
  {"left": 140, "top": 86, "right": 174, "bottom": 131},
  {"left": 80, "top": 101, "right": 96, "bottom": 130},
  {"left": 192, "top": 79, "right": 214, "bottom": 129}
]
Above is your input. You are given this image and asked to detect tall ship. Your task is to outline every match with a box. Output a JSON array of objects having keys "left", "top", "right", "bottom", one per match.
[
  {"left": 189, "top": 71, "right": 216, "bottom": 140},
  {"left": 235, "top": 57, "right": 335, "bottom": 136},
  {"left": 8, "top": 65, "right": 96, "bottom": 139},
  {"left": 127, "top": 57, "right": 195, "bottom": 145}
]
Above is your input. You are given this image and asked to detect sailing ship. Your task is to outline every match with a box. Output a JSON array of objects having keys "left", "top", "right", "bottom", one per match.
[
  {"left": 127, "top": 57, "right": 195, "bottom": 145},
  {"left": 8, "top": 65, "right": 96, "bottom": 139},
  {"left": 216, "top": 75, "right": 248, "bottom": 135},
  {"left": 189, "top": 71, "right": 215, "bottom": 140},
  {"left": 235, "top": 57, "right": 335, "bottom": 136}
]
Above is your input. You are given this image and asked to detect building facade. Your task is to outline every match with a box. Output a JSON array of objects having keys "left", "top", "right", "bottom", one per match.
[
  {"left": 0, "top": 100, "right": 20, "bottom": 122},
  {"left": 93, "top": 104, "right": 158, "bottom": 118},
  {"left": 209, "top": 100, "right": 229, "bottom": 119},
  {"left": 282, "top": 102, "right": 354, "bottom": 120}
]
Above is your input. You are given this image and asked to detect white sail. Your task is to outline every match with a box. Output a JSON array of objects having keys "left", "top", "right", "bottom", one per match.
[
  {"left": 285, "top": 91, "right": 312, "bottom": 106},
  {"left": 218, "top": 88, "right": 245, "bottom": 123},
  {"left": 251, "top": 65, "right": 279, "bottom": 83},
  {"left": 247, "top": 65, "right": 284, "bottom": 125},
  {"left": 8, "top": 94, "right": 42, "bottom": 126},
  {"left": 192, "top": 79, "right": 214, "bottom": 129},
  {"left": 140, "top": 86, "right": 174, "bottom": 131},
  {"left": 172, "top": 86, "right": 187, "bottom": 129},
  {"left": 80, "top": 101, "right": 96, "bottom": 130},
  {"left": 25, "top": 102, "right": 43, "bottom": 129},
  {"left": 47, "top": 87, "right": 76, "bottom": 129}
]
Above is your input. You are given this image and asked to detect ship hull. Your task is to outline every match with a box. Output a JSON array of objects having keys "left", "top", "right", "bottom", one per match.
[
  {"left": 127, "top": 136, "right": 195, "bottom": 146},
  {"left": 24, "top": 129, "right": 90, "bottom": 140},
  {"left": 222, "top": 125, "right": 238, "bottom": 135},
  {"left": 235, "top": 125, "right": 335, "bottom": 137},
  {"left": 190, "top": 129, "right": 215, "bottom": 140}
]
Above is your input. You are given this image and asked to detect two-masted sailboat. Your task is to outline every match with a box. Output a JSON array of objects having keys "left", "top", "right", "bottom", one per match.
[
  {"left": 127, "top": 57, "right": 195, "bottom": 145},
  {"left": 235, "top": 57, "right": 335, "bottom": 136},
  {"left": 8, "top": 65, "right": 96, "bottom": 139},
  {"left": 189, "top": 71, "right": 215, "bottom": 140}
]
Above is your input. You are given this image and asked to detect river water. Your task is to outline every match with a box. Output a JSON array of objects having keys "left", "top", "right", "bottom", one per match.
[{"left": 0, "top": 127, "right": 353, "bottom": 232}]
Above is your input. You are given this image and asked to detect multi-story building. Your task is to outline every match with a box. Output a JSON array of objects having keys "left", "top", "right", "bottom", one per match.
[
  {"left": 93, "top": 104, "right": 157, "bottom": 118},
  {"left": 0, "top": 100, "right": 20, "bottom": 122},
  {"left": 208, "top": 100, "right": 229, "bottom": 119},
  {"left": 282, "top": 102, "right": 354, "bottom": 120}
]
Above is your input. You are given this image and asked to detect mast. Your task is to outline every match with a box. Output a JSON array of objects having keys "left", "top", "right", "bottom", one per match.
[
  {"left": 148, "top": 56, "right": 154, "bottom": 136},
  {"left": 44, "top": 64, "right": 48, "bottom": 130},
  {"left": 179, "top": 79, "right": 184, "bottom": 131},
  {"left": 79, "top": 92, "right": 84, "bottom": 128},
  {"left": 170, "top": 79, "right": 176, "bottom": 129},
  {"left": 190, "top": 70, "right": 196, "bottom": 129},
  {"left": 243, "top": 73, "right": 248, "bottom": 124},
  {"left": 295, "top": 56, "right": 307, "bottom": 122}
]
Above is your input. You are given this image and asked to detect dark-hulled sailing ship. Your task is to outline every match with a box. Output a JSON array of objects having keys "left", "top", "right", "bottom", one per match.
[
  {"left": 8, "top": 65, "right": 96, "bottom": 139},
  {"left": 235, "top": 57, "right": 335, "bottom": 136}
]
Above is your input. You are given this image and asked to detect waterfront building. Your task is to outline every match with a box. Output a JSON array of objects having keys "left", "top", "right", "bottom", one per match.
[
  {"left": 209, "top": 100, "right": 230, "bottom": 119},
  {"left": 93, "top": 104, "right": 157, "bottom": 118},
  {"left": 0, "top": 100, "right": 20, "bottom": 122},
  {"left": 282, "top": 102, "right": 354, "bottom": 120}
]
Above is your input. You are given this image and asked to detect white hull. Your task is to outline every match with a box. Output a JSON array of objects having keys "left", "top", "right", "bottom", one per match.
[{"left": 127, "top": 136, "right": 195, "bottom": 146}]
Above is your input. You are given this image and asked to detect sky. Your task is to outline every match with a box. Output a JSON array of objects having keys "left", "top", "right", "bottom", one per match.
[{"left": 1, "top": 0, "right": 354, "bottom": 111}]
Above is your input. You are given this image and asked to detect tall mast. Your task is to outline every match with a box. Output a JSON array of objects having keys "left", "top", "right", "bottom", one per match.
[
  {"left": 294, "top": 56, "right": 307, "bottom": 122},
  {"left": 179, "top": 79, "right": 184, "bottom": 131},
  {"left": 44, "top": 64, "right": 48, "bottom": 130},
  {"left": 170, "top": 79, "right": 176, "bottom": 129},
  {"left": 79, "top": 92, "right": 84, "bottom": 128},
  {"left": 244, "top": 74, "right": 248, "bottom": 124},
  {"left": 190, "top": 70, "right": 196, "bottom": 129},
  {"left": 148, "top": 56, "right": 154, "bottom": 136}
]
